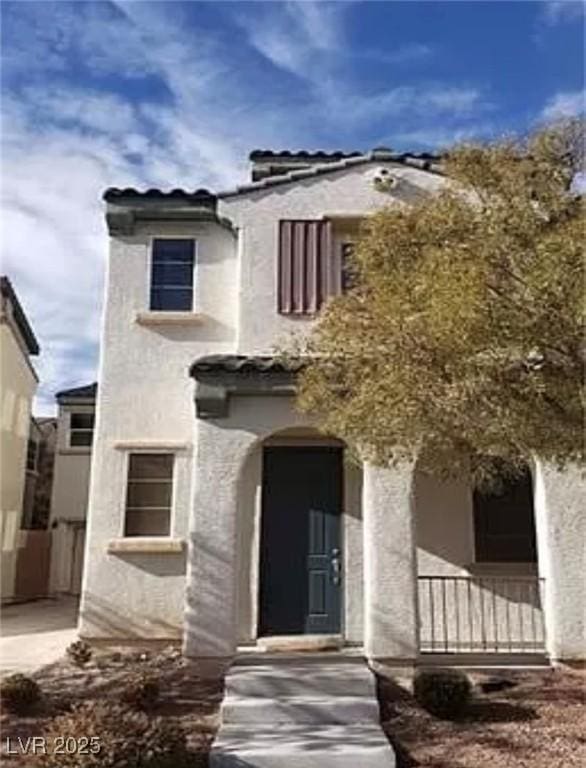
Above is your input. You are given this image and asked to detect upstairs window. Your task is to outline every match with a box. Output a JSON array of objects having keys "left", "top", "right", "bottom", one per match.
[
  {"left": 473, "top": 466, "right": 537, "bottom": 563},
  {"left": 69, "top": 413, "right": 95, "bottom": 447},
  {"left": 124, "top": 453, "right": 173, "bottom": 536},
  {"left": 150, "top": 239, "right": 195, "bottom": 311}
]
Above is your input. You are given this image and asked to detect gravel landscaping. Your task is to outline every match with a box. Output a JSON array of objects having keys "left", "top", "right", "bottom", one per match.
[
  {"left": 0, "top": 646, "right": 224, "bottom": 766},
  {"left": 379, "top": 667, "right": 586, "bottom": 768},
  {"left": 2, "top": 650, "right": 584, "bottom": 768}
]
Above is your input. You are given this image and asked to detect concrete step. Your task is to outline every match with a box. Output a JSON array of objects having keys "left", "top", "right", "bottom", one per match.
[
  {"left": 222, "top": 694, "right": 380, "bottom": 725},
  {"left": 210, "top": 724, "right": 395, "bottom": 768},
  {"left": 255, "top": 635, "right": 343, "bottom": 652},
  {"left": 227, "top": 663, "right": 375, "bottom": 699}
]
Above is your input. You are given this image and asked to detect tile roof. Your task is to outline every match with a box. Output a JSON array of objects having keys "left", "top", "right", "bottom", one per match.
[
  {"left": 102, "top": 149, "right": 443, "bottom": 204},
  {"left": 0, "top": 276, "right": 40, "bottom": 355},
  {"left": 190, "top": 354, "right": 305, "bottom": 377},
  {"left": 103, "top": 188, "right": 216, "bottom": 203},
  {"left": 249, "top": 149, "right": 364, "bottom": 161},
  {"left": 102, "top": 188, "right": 236, "bottom": 235},
  {"left": 220, "top": 148, "right": 443, "bottom": 197},
  {"left": 56, "top": 382, "right": 98, "bottom": 402}
]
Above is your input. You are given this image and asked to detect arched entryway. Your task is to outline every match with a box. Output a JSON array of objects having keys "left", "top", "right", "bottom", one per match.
[{"left": 258, "top": 434, "right": 345, "bottom": 636}]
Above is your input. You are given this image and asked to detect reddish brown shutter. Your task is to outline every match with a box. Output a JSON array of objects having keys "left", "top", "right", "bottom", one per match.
[{"left": 278, "top": 220, "right": 336, "bottom": 314}]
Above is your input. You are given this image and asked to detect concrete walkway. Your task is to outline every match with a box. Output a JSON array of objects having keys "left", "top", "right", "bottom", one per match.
[
  {"left": 0, "top": 597, "right": 79, "bottom": 675},
  {"left": 211, "top": 654, "right": 395, "bottom": 767}
]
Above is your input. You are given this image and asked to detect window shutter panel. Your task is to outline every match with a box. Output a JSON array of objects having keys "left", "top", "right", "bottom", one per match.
[
  {"left": 278, "top": 220, "right": 335, "bottom": 314},
  {"left": 278, "top": 221, "right": 293, "bottom": 314}
]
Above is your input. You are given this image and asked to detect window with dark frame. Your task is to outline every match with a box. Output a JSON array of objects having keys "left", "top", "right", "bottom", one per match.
[
  {"left": 124, "top": 453, "right": 173, "bottom": 537},
  {"left": 150, "top": 239, "right": 195, "bottom": 311},
  {"left": 473, "top": 466, "right": 537, "bottom": 563},
  {"left": 26, "top": 439, "right": 38, "bottom": 472},
  {"left": 341, "top": 241, "right": 355, "bottom": 291},
  {"left": 69, "top": 413, "right": 95, "bottom": 447}
]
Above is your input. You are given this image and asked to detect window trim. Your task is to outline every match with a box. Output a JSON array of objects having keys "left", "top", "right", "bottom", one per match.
[
  {"left": 120, "top": 449, "right": 178, "bottom": 539},
  {"left": 68, "top": 412, "right": 95, "bottom": 449},
  {"left": 147, "top": 237, "right": 198, "bottom": 313}
]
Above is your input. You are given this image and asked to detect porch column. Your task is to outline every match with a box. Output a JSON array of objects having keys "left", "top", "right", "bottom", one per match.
[
  {"left": 183, "top": 420, "right": 256, "bottom": 658},
  {"left": 362, "top": 462, "right": 418, "bottom": 661},
  {"left": 534, "top": 462, "right": 585, "bottom": 662}
]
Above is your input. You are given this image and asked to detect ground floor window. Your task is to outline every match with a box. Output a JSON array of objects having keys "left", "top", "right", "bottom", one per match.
[
  {"left": 124, "top": 453, "right": 173, "bottom": 536},
  {"left": 473, "top": 464, "right": 537, "bottom": 563}
]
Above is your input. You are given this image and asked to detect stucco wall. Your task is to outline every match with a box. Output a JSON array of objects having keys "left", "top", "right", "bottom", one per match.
[
  {"left": 0, "top": 322, "right": 37, "bottom": 601},
  {"left": 414, "top": 468, "right": 547, "bottom": 653},
  {"left": 415, "top": 471, "right": 475, "bottom": 576},
  {"left": 219, "top": 162, "right": 445, "bottom": 354},
  {"left": 534, "top": 462, "right": 585, "bottom": 660},
  {"left": 185, "top": 395, "right": 366, "bottom": 656},
  {"left": 79, "top": 220, "right": 238, "bottom": 638}
]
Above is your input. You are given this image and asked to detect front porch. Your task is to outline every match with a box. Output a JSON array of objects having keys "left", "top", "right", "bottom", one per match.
[{"left": 184, "top": 355, "right": 584, "bottom": 666}]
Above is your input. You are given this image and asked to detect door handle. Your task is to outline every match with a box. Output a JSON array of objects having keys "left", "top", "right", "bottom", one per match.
[{"left": 331, "top": 548, "right": 341, "bottom": 585}]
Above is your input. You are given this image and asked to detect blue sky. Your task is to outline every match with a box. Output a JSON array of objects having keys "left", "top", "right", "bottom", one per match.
[{"left": 1, "top": 0, "right": 584, "bottom": 412}]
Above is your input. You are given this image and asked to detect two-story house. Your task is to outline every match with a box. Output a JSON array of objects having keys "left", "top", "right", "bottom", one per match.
[{"left": 79, "top": 149, "right": 584, "bottom": 666}]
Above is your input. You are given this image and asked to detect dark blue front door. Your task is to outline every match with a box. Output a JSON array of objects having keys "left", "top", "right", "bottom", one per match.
[{"left": 259, "top": 446, "right": 343, "bottom": 636}]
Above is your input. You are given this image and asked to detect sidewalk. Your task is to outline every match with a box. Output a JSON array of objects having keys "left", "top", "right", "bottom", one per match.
[{"left": 0, "top": 597, "right": 79, "bottom": 675}]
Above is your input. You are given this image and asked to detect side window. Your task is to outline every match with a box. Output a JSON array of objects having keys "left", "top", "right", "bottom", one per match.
[
  {"left": 26, "top": 439, "right": 38, "bottom": 472},
  {"left": 70, "top": 413, "right": 95, "bottom": 447},
  {"left": 150, "top": 239, "right": 195, "bottom": 311},
  {"left": 124, "top": 453, "right": 173, "bottom": 536},
  {"left": 473, "top": 466, "right": 537, "bottom": 563},
  {"left": 341, "top": 241, "right": 355, "bottom": 292}
]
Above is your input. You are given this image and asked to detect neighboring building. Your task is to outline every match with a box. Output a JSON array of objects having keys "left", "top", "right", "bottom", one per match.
[
  {"left": 0, "top": 276, "right": 40, "bottom": 602},
  {"left": 79, "top": 149, "right": 584, "bottom": 665},
  {"left": 22, "top": 416, "right": 58, "bottom": 531},
  {"left": 49, "top": 383, "right": 96, "bottom": 596},
  {"left": 14, "top": 416, "right": 57, "bottom": 601}
]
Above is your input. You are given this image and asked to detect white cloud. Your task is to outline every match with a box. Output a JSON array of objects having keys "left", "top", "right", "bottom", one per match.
[
  {"left": 540, "top": 0, "right": 584, "bottom": 25},
  {"left": 389, "top": 125, "right": 492, "bottom": 151},
  {"left": 380, "top": 43, "right": 434, "bottom": 64},
  {"left": 24, "top": 86, "right": 140, "bottom": 135},
  {"left": 541, "top": 90, "right": 585, "bottom": 120},
  {"left": 1, "top": 1, "right": 495, "bottom": 413}
]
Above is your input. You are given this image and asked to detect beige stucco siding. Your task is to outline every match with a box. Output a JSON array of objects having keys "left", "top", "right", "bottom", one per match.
[{"left": 0, "top": 322, "right": 37, "bottom": 600}]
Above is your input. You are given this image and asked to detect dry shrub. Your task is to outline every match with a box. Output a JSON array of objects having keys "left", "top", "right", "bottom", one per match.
[
  {"left": 38, "top": 701, "right": 190, "bottom": 767},
  {"left": 413, "top": 668, "right": 472, "bottom": 719},
  {"left": 66, "top": 640, "right": 93, "bottom": 667},
  {"left": 1, "top": 673, "right": 41, "bottom": 714},
  {"left": 121, "top": 673, "right": 160, "bottom": 710}
]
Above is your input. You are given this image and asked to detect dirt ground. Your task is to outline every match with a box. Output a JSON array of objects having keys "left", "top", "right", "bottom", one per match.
[
  {"left": 379, "top": 667, "right": 586, "bottom": 768},
  {"left": 0, "top": 646, "right": 224, "bottom": 766}
]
